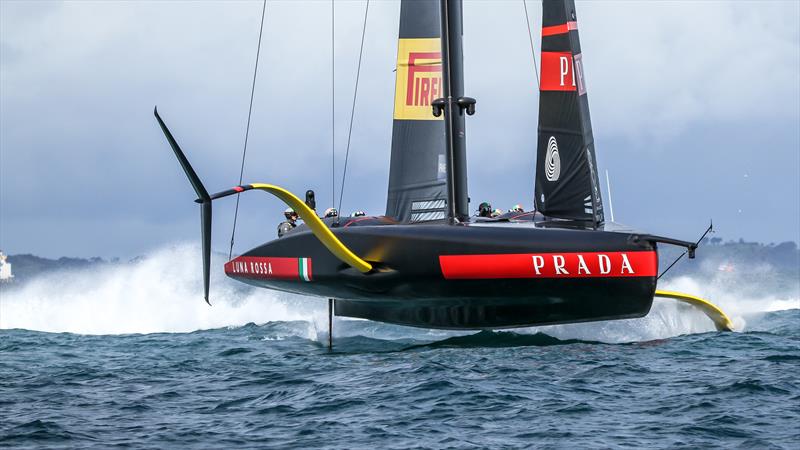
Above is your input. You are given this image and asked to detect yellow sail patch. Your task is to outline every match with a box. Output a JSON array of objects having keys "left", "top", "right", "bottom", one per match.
[{"left": 394, "top": 38, "right": 443, "bottom": 121}]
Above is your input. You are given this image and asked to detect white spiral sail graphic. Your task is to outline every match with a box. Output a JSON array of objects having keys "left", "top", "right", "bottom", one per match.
[{"left": 545, "top": 136, "right": 561, "bottom": 181}]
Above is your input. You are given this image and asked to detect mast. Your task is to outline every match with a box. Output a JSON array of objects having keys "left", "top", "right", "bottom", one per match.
[{"left": 436, "top": 0, "right": 473, "bottom": 223}]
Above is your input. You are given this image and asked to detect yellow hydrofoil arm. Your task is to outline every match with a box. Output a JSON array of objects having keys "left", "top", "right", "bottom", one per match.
[
  {"left": 654, "top": 290, "right": 734, "bottom": 332},
  {"left": 211, "top": 183, "right": 373, "bottom": 273}
]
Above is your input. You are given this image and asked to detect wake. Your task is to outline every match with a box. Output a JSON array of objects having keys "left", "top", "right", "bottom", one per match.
[
  {"left": 0, "top": 244, "right": 318, "bottom": 335},
  {"left": 0, "top": 243, "right": 796, "bottom": 342}
]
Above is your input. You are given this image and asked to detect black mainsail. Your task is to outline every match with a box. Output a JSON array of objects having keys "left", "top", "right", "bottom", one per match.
[
  {"left": 534, "top": 0, "right": 604, "bottom": 225},
  {"left": 385, "top": 0, "right": 447, "bottom": 223}
]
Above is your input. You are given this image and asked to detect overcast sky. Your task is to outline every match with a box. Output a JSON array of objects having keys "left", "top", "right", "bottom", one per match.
[{"left": 1, "top": 0, "right": 798, "bottom": 258}]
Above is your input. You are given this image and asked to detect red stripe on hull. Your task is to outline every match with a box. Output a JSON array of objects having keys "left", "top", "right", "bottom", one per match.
[
  {"left": 439, "top": 251, "right": 657, "bottom": 280},
  {"left": 225, "top": 256, "right": 311, "bottom": 281}
]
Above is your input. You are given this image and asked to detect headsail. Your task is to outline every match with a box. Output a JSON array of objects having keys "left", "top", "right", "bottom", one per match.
[
  {"left": 385, "top": 0, "right": 447, "bottom": 223},
  {"left": 534, "top": 0, "right": 603, "bottom": 225}
]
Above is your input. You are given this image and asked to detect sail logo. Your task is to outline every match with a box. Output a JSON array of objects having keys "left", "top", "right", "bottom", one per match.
[
  {"left": 574, "top": 53, "right": 587, "bottom": 95},
  {"left": 439, "top": 251, "right": 657, "bottom": 280},
  {"left": 545, "top": 136, "right": 561, "bottom": 181},
  {"left": 394, "top": 38, "right": 444, "bottom": 121},
  {"left": 540, "top": 51, "right": 585, "bottom": 94},
  {"left": 406, "top": 52, "right": 442, "bottom": 107}
]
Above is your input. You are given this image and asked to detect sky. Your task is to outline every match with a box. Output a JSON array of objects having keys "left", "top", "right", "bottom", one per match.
[{"left": 1, "top": 0, "right": 798, "bottom": 258}]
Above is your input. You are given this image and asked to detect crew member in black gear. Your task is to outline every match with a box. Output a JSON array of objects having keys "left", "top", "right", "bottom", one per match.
[
  {"left": 477, "top": 202, "right": 493, "bottom": 218},
  {"left": 277, "top": 207, "right": 299, "bottom": 238}
]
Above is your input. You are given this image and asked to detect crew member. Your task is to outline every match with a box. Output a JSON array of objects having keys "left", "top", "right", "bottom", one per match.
[
  {"left": 277, "top": 207, "right": 298, "bottom": 238},
  {"left": 509, "top": 204, "right": 524, "bottom": 213},
  {"left": 350, "top": 211, "right": 366, "bottom": 217},
  {"left": 491, "top": 208, "right": 503, "bottom": 218},
  {"left": 477, "top": 202, "right": 493, "bottom": 217},
  {"left": 323, "top": 208, "right": 339, "bottom": 219}
]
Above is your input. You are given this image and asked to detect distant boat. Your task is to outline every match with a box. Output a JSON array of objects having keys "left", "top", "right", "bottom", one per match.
[
  {"left": 156, "top": 0, "right": 733, "bottom": 336},
  {"left": 0, "top": 251, "right": 14, "bottom": 283}
]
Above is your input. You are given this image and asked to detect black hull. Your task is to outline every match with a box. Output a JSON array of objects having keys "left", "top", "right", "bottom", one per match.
[
  {"left": 334, "top": 277, "right": 653, "bottom": 329},
  {"left": 225, "top": 221, "right": 658, "bottom": 329}
]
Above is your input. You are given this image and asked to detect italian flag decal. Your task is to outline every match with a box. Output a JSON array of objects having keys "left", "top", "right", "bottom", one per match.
[
  {"left": 298, "top": 257, "right": 311, "bottom": 282},
  {"left": 224, "top": 256, "right": 313, "bottom": 282}
]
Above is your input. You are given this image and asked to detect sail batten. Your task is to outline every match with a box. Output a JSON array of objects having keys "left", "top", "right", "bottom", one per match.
[{"left": 534, "top": 0, "right": 603, "bottom": 225}]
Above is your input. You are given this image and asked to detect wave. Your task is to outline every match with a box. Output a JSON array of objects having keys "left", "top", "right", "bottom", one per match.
[
  {"left": 1, "top": 243, "right": 796, "bottom": 343},
  {"left": 406, "top": 330, "right": 603, "bottom": 349},
  {"left": 0, "top": 244, "right": 322, "bottom": 335},
  {"left": 524, "top": 274, "right": 798, "bottom": 343}
]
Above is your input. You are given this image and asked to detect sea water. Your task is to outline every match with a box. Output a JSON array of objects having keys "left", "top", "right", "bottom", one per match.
[{"left": 1, "top": 245, "right": 798, "bottom": 448}]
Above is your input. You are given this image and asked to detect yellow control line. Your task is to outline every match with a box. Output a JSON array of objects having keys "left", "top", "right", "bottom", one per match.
[
  {"left": 654, "top": 290, "right": 734, "bottom": 332},
  {"left": 249, "top": 183, "right": 373, "bottom": 273}
]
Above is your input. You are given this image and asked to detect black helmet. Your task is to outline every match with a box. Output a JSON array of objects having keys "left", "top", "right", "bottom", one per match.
[{"left": 478, "top": 202, "right": 492, "bottom": 217}]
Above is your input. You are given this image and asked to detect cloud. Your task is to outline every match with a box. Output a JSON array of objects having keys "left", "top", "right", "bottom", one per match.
[
  {"left": 1, "top": 0, "right": 798, "bottom": 257},
  {"left": 579, "top": 1, "right": 799, "bottom": 141}
]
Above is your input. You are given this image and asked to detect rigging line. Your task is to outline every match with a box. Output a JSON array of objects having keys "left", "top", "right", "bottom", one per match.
[
  {"left": 336, "top": 0, "right": 370, "bottom": 225},
  {"left": 331, "top": 0, "right": 335, "bottom": 209},
  {"left": 657, "top": 251, "right": 686, "bottom": 281},
  {"left": 522, "top": 0, "right": 540, "bottom": 87},
  {"left": 522, "top": 0, "right": 539, "bottom": 212},
  {"left": 229, "top": 0, "right": 268, "bottom": 260},
  {"left": 657, "top": 221, "right": 714, "bottom": 280}
]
